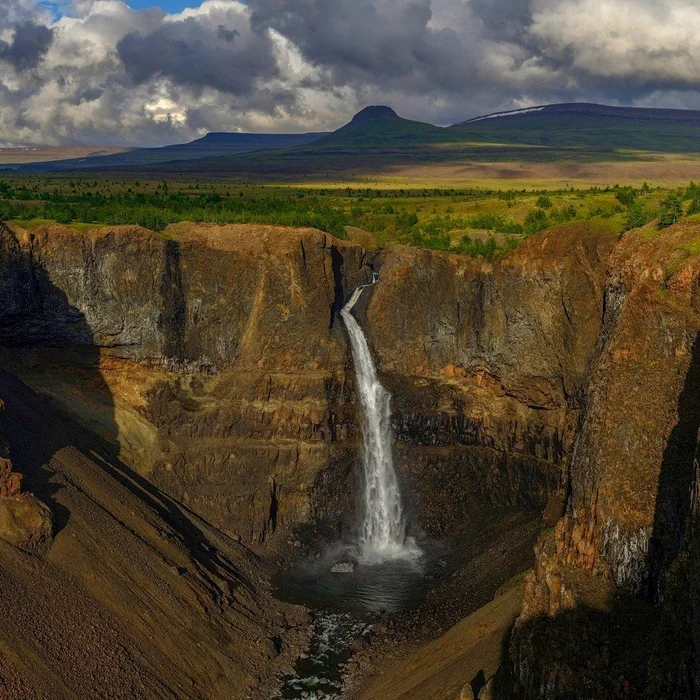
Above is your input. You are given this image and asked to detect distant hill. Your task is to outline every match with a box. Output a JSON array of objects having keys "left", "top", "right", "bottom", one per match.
[
  {"left": 14, "top": 102, "right": 700, "bottom": 179},
  {"left": 138, "top": 106, "right": 463, "bottom": 178},
  {"left": 149, "top": 102, "right": 700, "bottom": 179},
  {"left": 451, "top": 103, "right": 700, "bottom": 152},
  {"left": 10, "top": 131, "right": 327, "bottom": 172}
]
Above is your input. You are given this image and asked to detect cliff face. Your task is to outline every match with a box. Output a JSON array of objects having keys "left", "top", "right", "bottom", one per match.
[
  {"left": 3, "top": 216, "right": 697, "bottom": 697},
  {"left": 0, "top": 221, "right": 615, "bottom": 548},
  {"left": 511, "top": 221, "right": 700, "bottom": 699},
  {"left": 0, "top": 222, "right": 371, "bottom": 545},
  {"left": 0, "top": 223, "right": 309, "bottom": 699},
  {"left": 366, "top": 224, "right": 614, "bottom": 531}
]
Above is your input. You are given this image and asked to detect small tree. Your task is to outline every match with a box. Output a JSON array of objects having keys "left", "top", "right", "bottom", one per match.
[
  {"left": 536, "top": 195, "right": 553, "bottom": 209},
  {"left": 624, "top": 202, "right": 653, "bottom": 231},
  {"left": 615, "top": 187, "right": 637, "bottom": 207},
  {"left": 524, "top": 208, "right": 549, "bottom": 234},
  {"left": 687, "top": 196, "right": 700, "bottom": 216},
  {"left": 658, "top": 194, "right": 683, "bottom": 228}
]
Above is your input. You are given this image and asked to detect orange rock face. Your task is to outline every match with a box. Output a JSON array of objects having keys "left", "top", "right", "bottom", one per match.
[
  {"left": 0, "top": 399, "right": 52, "bottom": 551},
  {"left": 0, "top": 220, "right": 617, "bottom": 549},
  {"left": 0, "top": 401, "right": 21, "bottom": 498},
  {"left": 510, "top": 221, "right": 700, "bottom": 699}
]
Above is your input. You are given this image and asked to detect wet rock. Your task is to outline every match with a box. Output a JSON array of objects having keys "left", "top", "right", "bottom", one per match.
[
  {"left": 330, "top": 562, "right": 354, "bottom": 573},
  {"left": 350, "top": 636, "right": 368, "bottom": 652}
]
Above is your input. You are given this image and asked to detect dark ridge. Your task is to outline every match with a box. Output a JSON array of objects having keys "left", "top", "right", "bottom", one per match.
[
  {"left": 185, "top": 131, "right": 328, "bottom": 146},
  {"left": 454, "top": 102, "right": 700, "bottom": 127}
]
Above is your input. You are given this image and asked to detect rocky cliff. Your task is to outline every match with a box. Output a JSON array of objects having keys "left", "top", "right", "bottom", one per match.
[
  {"left": 2, "top": 215, "right": 697, "bottom": 698},
  {"left": 0, "top": 396, "right": 52, "bottom": 554},
  {"left": 365, "top": 223, "right": 614, "bottom": 533},
  {"left": 0, "top": 221, "right": 615, "bottom": 548},
  {"left": 0, "top": 222, "right": 312, "bottom": 698},
  {"left": 510, "top": 221, "right": 700, "bottom": 699}
]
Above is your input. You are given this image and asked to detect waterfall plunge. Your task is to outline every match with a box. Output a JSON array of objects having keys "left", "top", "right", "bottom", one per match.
[{"left": 341, "top": 277, "right": 419, "bottom": 562}]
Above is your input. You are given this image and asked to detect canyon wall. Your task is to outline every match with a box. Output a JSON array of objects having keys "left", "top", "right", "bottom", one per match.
[
  {"left": 3, "top": 215, "right": 697, "bottom": 696},
  {"left": 510, "top": 221, "right": 700, "bottom": 699},
  {"left": 0, "top": 222, "right": 309, "bottom": 699},
  {"left": 0, "top": 221, "right": 615, "bottom": 549}
]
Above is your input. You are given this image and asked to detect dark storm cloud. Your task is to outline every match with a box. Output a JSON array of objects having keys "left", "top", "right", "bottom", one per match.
[
  {"left": 249, "top": 0, "right": 478, "bottom": 93},
  {"left": 117, "top": 14, "right": 279, "bottom": 95},
  {"left": 470, "top": 0, "right": 533, "bottom": 41},
  {"left": 248, "top": 0, "right": 700, "bottom": 122},
  {"left": 0, "top": 20, "right": 53, "bottom": 71}
]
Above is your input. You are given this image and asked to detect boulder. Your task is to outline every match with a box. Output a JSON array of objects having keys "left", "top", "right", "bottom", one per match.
[{"left": 0, "top": 493, "right": 53, "bottom": 553}]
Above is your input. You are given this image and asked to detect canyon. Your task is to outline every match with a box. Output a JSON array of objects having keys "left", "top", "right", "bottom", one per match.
[{"left": 0, "top": 215, "right": 697, "bottom": 698}]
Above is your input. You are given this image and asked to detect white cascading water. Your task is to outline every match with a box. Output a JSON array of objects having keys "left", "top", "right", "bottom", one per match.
[{"left": 341, "top": 276, "right": 417, "bottom": 562}]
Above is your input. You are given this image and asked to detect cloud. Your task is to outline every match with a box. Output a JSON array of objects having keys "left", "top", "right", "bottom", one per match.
[
  {"left": 117, "top": 3, "right": 280, "bottom": 95},
  {"left": 1, "top": 0, "right": 700, "bottom": 146},
  {"left": 0, "top": 20, "right": 53, "bottom": 71}
]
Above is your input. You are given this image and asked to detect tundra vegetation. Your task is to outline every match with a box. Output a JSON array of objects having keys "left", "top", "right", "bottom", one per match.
[{"left": 1, "top": 175, "right": 699, "bottom": 260}]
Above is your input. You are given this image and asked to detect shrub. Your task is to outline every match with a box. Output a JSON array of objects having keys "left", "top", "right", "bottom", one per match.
[
  {"left": 687, "top": 196, "right": 700, "bottom": 216},
  {"left": 466, "top": 213, "right": 523, "bottom": 235}
]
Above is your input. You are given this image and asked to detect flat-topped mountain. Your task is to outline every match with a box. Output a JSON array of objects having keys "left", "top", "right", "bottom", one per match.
[
  {"left": 310, "top": 104, "right": 445, "bottom": 149},
  {"left": 455, "top": 102, "right": 700, "bottom": 126},
  {"left": 13, "top": 130, "right": 327, "bottom": 172},
  {"left": 451, "top": 102, "right": 700, "bottom": 151},
  {"left": 348, "top": 105, "right": 400, "bottom": 123}
]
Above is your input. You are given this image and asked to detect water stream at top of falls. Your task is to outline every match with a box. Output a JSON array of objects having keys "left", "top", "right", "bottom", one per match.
[{"left": 340, "top": 276, "right": 418, "bottom": 562}]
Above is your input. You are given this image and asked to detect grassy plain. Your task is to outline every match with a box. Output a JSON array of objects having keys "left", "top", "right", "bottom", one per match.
[
  {"left": 0, "top": 146, "right": 130, "bottom": 165},
  {"left": 1, "top": 170, "right": 699, "bottom": 260}
]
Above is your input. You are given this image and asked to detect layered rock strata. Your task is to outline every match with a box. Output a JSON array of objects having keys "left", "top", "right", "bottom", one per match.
[{"left": 0, "top": 221, "right": 615, "bottom": 547}]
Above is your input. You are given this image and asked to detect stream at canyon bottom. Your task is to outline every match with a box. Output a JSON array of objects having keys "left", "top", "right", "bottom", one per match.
[{"left": 274, "top": 550, "right": 427, "bottom": 700}]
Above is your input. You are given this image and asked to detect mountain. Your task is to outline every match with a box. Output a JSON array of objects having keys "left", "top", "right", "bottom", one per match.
[
  {"left": 451, "top": 102, "right": 700, "bottom": 151},
  {"left": 10, "top": 131, "right": 327, "bottom": 172},
  {"left": 15, "top": 102, "right": 700, "bottom": 178},
  {"left": 310, "top": 105, "right": 446, "bottom": 148},
  {"left": 148, "top": 102, "right": 700, "bottom": 179},
  {"left": 130, "top": 105, "right": 463, "bottom": 177}
]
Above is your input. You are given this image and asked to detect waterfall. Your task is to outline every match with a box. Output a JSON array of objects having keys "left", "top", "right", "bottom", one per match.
[{"left": 341, "top": 276, "right": 417, "bottom": 562}]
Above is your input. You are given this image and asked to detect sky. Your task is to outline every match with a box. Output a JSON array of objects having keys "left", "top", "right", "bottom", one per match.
[
  {"left": 2, "top": 0, "right": 700, "bottom": 147},
  {"left": 121, "top": 0, "right": 196, "bottom": 11}
]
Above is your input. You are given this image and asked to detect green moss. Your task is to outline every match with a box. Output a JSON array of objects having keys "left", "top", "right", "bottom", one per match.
[{"left": 677, "top": 238, "right": 700, "bottom": 256}]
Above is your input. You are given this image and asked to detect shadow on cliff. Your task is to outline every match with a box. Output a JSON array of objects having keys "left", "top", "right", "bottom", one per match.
[
  {"left": 0, "top": 227, "right": 250, "bottom": 590},
  {"left": 648, "top": 334, "right": 700, "bottom": 601},
  {"left": 498, "top": 336, "right": 700, "bottom": 700}
]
